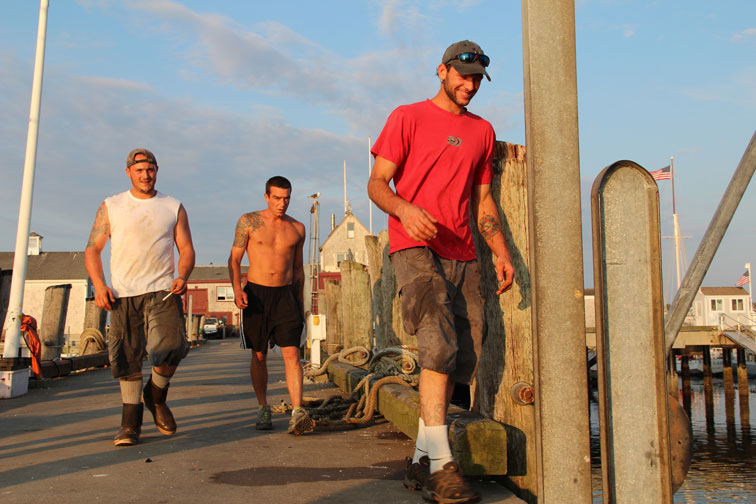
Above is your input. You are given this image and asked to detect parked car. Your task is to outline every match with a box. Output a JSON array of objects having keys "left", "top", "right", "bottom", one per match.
[{"left": 203, "top": 317, "right": 220, "bottom": 339}]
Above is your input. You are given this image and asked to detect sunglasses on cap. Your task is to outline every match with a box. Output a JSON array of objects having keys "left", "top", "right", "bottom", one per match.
[{"left": 445, "top": 52, "right": 490, "bottom": 68}]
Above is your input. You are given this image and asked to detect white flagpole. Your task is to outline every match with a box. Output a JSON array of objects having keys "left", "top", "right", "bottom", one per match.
[
  {"left": 343, "top": 160, "right": 348, "bottom": 215},
  {"left": 3, "top": 0, "right": 50, "bottom": 359},
  {"left": 747, "top": 262, "right": 753, "bottom": 317},
  {"left": 368, "top": 137, "right": 373, "bottom": 235},
  {"left": 671, "top": 156, "right": 684, "bottom": 290}
]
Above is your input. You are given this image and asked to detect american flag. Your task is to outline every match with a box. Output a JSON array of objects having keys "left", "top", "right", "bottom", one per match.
[
  {"left": 650, "top": 165, "right": 671, "bottom": 181},
  {"left": 736, "top": 270, "right": 750, "bottom": 287}
]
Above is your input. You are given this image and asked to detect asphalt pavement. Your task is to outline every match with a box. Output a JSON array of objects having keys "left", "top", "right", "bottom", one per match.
[{"left": 0, "top": 338, "right": 522, "bottom": 504}]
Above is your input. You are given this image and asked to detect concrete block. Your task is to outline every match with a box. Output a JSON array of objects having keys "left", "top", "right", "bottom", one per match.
[{"left": 327, "top": 361, "right": 507, "bottom": 475}]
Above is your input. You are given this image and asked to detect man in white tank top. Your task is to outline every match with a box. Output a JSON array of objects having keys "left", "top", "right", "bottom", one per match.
[{"left": 85, "top": 148, "right": 195, "bottom": 447}]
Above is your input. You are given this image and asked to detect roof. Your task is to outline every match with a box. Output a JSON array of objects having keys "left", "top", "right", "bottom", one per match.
[
  {"left": 188, "top": 265, "right": 247, "bottom": 281},
  {"left": 0, "top": 252, "right": 88, "bottom": 281},
  {"left": 700, "top": 287, "right": 749, "bottom": 296}
]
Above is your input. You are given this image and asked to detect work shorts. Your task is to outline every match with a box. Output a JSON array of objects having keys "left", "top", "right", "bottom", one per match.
[
  {"left": 241, "top": 282, "right": 304, "bottom": 353},
  {"left": 390, "top": 247, "right": 485, "bottom": 384},
  {"left": 108, "top": 291, "right": 189, "bottom": 378}
]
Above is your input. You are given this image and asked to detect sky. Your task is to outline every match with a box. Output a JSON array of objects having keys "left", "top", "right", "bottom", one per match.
[{"left": 0, "top": 0, "right": 754, "bottom": 299}]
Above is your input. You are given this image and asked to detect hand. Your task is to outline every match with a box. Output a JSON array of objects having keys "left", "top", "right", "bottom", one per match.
[
  {"left": 398, "top": 203, "right": 438, "bottom": 241},
  {"left": 234, "top": 289, "right": 248, "bottom": 309},
  {"left": 495, "top": 256, "right": 514, "bottom": 295},
  {"left": 169, "top": 277, "right": 188, "bottom": 296},
  {"left": 94, "top": 285, "right": 115, "bottom": 310}
]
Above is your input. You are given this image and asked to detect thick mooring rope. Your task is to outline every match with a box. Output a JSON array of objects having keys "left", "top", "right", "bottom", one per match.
[{"left": 301, "top": 345, "right": 420, "bottom": 430}]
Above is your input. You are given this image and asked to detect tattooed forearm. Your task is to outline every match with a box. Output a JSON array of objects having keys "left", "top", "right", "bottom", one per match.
[
  {"left": 232, "top": 212, "right": 264, "bottom": 248},
  {"left": 478, "top": 214, "right": 501, "bottom": 241},
  {"left": 86, "top": 203, "right": 109, "bottom": 248}
]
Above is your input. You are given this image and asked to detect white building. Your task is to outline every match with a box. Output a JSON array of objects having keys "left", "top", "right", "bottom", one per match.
[
  {"left": 690, "top": 286, "right": 754, "bottom": 328},
  {"left": 320, "top": 212, "right": 371, "bottom": 272},
  {"left": 0, "top": 234, "right": 92, "bottom": 350}
]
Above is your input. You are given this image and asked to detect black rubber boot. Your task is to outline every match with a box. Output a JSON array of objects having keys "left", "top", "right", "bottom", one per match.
[
  {"left": 113, "top": 403, "right": 143, "bottom": 447},
  {"left": 143, "top": 378, "right": 177, "bottom": 435}
]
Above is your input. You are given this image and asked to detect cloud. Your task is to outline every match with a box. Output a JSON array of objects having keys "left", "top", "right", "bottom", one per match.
[
  {"left": 77, "top": 76, "right": 153, "bottom": 92},
  {"left": 683, "top": 66, "right": 756, "bottom": 107},
  {"left": 0, "top": 53, "right": 371, "bottom": 263},
  {"left": 732, "top": 28, "right": 756, "bottom": 43}
]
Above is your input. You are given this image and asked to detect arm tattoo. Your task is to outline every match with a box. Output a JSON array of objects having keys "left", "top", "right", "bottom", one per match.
[
  {"left": 478, "top": 214, "right": 501, "bottom": 241},
  {"left": 233, "top": 212, "right": 264, "bottom": 247},
  {"left": 86, "top": 204, "right": 109, "bottom": 248}
]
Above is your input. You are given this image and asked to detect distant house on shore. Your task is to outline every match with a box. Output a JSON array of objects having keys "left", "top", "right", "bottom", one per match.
[
  {"left": 690, "top": 286, "right": 754, "bottom": 328},
  {"left": 185, "top": 265, "right": 247, "bottom": 327},
  {"left": 0, "top": 233, "right": 92, "bottom": 351}
]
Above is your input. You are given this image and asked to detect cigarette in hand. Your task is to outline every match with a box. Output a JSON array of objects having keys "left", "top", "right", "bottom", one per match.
[{"left": 162, "top": 292, "right": 173, "bottom": 301}]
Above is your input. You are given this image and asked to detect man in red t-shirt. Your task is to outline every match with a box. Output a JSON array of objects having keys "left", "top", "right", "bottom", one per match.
[{"left": 368, "top": 40, "right": 514, "bottom": 503}]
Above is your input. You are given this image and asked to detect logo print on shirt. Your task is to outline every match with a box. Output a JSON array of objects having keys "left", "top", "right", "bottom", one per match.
[{"left": 448, "top": 136, "right": 462, "bottom": 147}]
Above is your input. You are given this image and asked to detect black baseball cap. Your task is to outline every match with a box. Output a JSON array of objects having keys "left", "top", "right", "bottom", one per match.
[
  {"left": 126, "top": 148, "right": 158, "bottom": 168},
  {"left": 442, "top": 40, "right": 491, "bottom": 81}
]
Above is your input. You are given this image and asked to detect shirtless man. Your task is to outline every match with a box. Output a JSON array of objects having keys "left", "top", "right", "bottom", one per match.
[{"left": 227, "top": 176, "right": 311, "bottom": 435}]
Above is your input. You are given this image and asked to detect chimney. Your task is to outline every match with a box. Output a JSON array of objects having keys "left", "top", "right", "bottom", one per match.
[
  {"left": 331, "top": 213, "right": 335, "bottom": 231},
  {"left": 28, "top": 232, "right": 43, "bottom": 256}
]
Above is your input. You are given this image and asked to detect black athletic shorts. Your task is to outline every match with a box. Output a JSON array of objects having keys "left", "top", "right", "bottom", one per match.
[{"left": 240, "top": 282, "right": 304, "bottom": 352}]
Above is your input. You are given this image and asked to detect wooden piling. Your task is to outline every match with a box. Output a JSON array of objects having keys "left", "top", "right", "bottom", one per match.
[
  {"left": 681, "top": 354, "right": 692, "bottom": 416},
  {"left": 364, "top": 230, "right": 415, "bottom": 349},
  {"left": 39, "top": 284, "right": 71, "bottom": 361},
  {"left": 470, "top": 142, "right": 536, "bottom": 502},
  {"left": 737, "top": 347, "right": 750, "bottom": 425},
  {"left": 723, "top": 348, "right": 735, "bottom": 425},
  {"left": 703, "top": 346, "right": 715, "bottom": 430},
  {"left": 323, "top": 278, "right": 343, "bottom": 352},
  {"left": 83, "top": 298, "right": 107, "bottom": 334},
  {"left": 339, "top": 260, "right": 372, "bottom": 350}
]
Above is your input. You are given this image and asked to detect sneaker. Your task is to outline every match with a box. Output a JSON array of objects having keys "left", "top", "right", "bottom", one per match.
[
  {"left": 287, "top": 407, "right": 314, "bottom": 435},
  {"left": 256, "top": 405, "right": 272, "bottom": 430},
  {"left": 422, "top": 461, "right": 480, "bottom": 504},
  {"left": 403, "top": 455, "right": 430, "bottom": 490}
]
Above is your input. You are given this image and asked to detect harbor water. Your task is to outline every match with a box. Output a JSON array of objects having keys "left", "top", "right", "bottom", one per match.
[{"left": 590, "top": 376, "right": 756, "bottom": 502}]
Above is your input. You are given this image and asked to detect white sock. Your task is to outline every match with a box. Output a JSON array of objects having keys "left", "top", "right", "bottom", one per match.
[
  {"left": 425, "top": 424, "right": 453, "bottom": 473},
  {"left": 413, "top": 417, "right": 428, "bottom": 463},
  {"left": 151, "top": 369, "right": 170, "bottom": 389},
  {"left": 120, "top": 378, "right": 143, "bottom": 404}
]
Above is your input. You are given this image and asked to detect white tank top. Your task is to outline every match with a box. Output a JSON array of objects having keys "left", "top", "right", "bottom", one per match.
[{"left": 105, "top": 190, "right": 180, "bottom": 297}]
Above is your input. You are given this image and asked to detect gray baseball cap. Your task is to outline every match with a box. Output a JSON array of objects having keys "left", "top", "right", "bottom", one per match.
[
  {"left": 442, "top": 40, "right": 491, "bottom": 81},
  {"left": 126, "top": 148, "right": 158, "bottom": 168}
]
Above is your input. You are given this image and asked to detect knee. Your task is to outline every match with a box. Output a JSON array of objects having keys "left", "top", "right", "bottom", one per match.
[{"left": 252, "top": 352, "right": 266, "bottom": 365}]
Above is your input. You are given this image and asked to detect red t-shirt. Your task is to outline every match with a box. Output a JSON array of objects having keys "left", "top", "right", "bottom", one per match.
[{"left": 372, "top": 99, "right": 495, "bottom": 260}]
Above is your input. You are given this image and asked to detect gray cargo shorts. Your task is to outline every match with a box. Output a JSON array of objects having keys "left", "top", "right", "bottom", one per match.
[
  {"left": 108, "top": 290, "right": 189, "bottom": 378},
  {"left": 390, "top": 246, "right": 485, "bottom": 384}
]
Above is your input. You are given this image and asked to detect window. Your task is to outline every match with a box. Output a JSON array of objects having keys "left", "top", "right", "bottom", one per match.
[
  {"left": 336, "top": 253, "right": 346, "bottom": 266},
  {"left": 732, "top": 299, "right": 744, "bottom": 311},
  {"left": 217, "top": 286, "right": 234, "bottom": 301},
  {"left": 347, "top": 222, "right": 355, "bottom": 239},
  {"left": 710, "top": 299, "right": 723, "bottom": 311}
]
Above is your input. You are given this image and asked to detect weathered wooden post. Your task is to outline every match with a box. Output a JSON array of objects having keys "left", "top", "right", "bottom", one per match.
[
  {"left": 83, "top": 298, "right": 107, "bottom": 334},
  {"left": 323, "top": 278, "right": 343, "bottom": 353},
  {"left": 39, "top": 284, "right": 71, "bottom": 360},
  {"left": 339, "top": 260, "right": 372, "bottom": 351},
  {"left": 681, "top": 355, "right": 692, "bottom": 416},
  {"left": 703, "top": 346, "right": 715, "bottom": 430},
  {"left": 723, "top": 348, "right": 735, "bottom": 425},
  {"left": 365, "top": 230, "right": 415, "bottom": 349},
  {"left": 737, "top": 347, "right": 750, "bottom": 425},
  {"left": 471, "top": 142, "right": 536, "bottom": 502}
]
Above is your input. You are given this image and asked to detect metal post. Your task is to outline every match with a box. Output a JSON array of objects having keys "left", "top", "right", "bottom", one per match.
[
  {"left": 592, "top": 161, "right": 673, "bottom": 503},
  {"left": 665, "top": 131, "right": 756, "bottom": 352},
  {"left": 2, "top": 0, "right": 50, "bottom": 359},
  {"left": 521, "top": 1, "right": 592, "bottom": 501}
]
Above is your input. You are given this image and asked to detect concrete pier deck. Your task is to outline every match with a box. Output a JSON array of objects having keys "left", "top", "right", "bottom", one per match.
[{"left": 0, "top": 338, "right": 521, "bottom": 504}]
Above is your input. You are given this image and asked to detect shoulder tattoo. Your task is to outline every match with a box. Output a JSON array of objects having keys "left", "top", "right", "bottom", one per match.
[
  {"left": 233, "top": 211, "right": 264, "bottom": 247},
  {"left": 478, "top": 214, "right": 501, "bottom": 241},
  {"left": 86, "top": 203, "right": 109, "bottom": 248}
]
